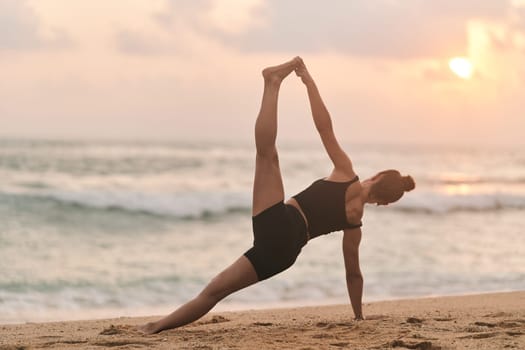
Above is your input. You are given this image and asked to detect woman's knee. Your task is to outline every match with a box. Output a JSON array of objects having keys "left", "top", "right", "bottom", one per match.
[
  {"left": 258, "top": 255, "right": 298, "bottom": 281},
  {"left": 199, "top": 276, "right": 230, "bottom": 303}
]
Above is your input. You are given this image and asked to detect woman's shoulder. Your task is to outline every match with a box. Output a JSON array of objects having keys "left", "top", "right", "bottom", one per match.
[{"left": 324, "top": 168, "right": 358, "bottom": 183}]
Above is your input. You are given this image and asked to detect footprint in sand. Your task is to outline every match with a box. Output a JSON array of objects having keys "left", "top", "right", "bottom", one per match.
[
  {"left": 390, "top": 339, "right": 436, "bottom": 350},
  {"left": 315, "top": 322, "right": 341, "bottom": 330},
  {"left": 406, "top": 317, "right": 424, "bottom": 324},
  {"left": 473, "top": 321, "right": 496, "bottom": 328},
  {"left": 365, "top": 314, "right": 389, "bottom": 321},
  {"left": 460, "top": 332, "right": 499, "bottom": 339},
  {"left": 195, "top": 315, "right": 230, "bottom": 326},
  {"left": 464, "top": 325, "right": 493, "bottom": 333},
  {"left": 99, "top": 324, "right": 128, "bottom": 335},
  {"left": 465, "top": 318, "right": 525, "bottom": 338},
  {"left": 311, "top": 333, "right": 334, "bottom": 339},
  {"left": 483, "top": 312, "right": 511, "bottom": 318},
  {"left": 91, "top": 340, "right": 154, "bottom": 347},
  {"left": 210, "top": 315, "right": 229, "bottom": 324},
  {"left": 41, "top": 340, "right": 88, "bottom": 347},
  {"left": 498, "top": 319, "right": 525, "bottom": 328},
  {"left": 329, "top": 342, "right": 350, "bottom": 348},
  {"left": 315, "top": 321, "right": 356, "bottom": 329}
]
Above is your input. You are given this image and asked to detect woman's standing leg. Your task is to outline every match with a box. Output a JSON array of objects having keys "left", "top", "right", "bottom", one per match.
[
  {"left": 137, "top": 58, "right": 298, "bottom": 334},
  {"left": 138, "top": 256, "right": 257, "bottom": 334}
]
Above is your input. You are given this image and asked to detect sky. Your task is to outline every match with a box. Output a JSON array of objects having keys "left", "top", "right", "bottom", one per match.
[{"left": 1, "top": 0, "right": 525, "bottom": 147}]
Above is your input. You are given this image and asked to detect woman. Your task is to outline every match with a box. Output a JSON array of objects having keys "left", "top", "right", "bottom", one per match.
[{"left": 139, "top": 57, "right": 415, "bottom": 334}]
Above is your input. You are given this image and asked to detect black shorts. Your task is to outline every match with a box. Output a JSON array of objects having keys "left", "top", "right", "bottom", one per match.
[{"left": 244, "top": 201, "right": 308, "bottom": 281}]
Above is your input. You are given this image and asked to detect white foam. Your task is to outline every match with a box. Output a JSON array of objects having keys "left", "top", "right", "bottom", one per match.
[
  {"left": 5, "top": 186, "right": 524, "bottom": 218},
  {"left": 2, "top": 187, "right": 251, "bottom": 219},
  {"left": 396, "top": 191, "right": 525, "bottom": 214}
]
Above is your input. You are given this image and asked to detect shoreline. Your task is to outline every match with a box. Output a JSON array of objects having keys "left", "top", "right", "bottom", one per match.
[
  {"left": 2, "top": 289, "right": 520, "bottom": 326},
  {"left": 1, "top": 291, "right": 524, "bottom": 349}
]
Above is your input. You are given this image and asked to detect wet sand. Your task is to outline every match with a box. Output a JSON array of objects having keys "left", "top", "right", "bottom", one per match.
[{"left": 1, "top": 291, "right": 524, "bottom": 349}]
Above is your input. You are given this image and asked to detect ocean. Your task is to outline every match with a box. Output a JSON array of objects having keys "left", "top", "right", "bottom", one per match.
[{"left": 1, "top": 139, "right": 524, "bottom": 323}]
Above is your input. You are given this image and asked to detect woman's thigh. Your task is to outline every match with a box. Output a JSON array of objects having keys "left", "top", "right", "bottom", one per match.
[
  {"left": 202, "top": 256, "right": 259, "bottom": 300},
  {"left": 252, "top": 150, "right": 285, "bottom": 216}
]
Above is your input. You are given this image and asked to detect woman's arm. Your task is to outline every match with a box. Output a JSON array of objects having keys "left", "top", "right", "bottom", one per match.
[
  {"left": 296, "top": 59, "right": 355, "bottom": 179},
  {"left": 342, "top": 228, "right": 364, "bottom": 320}
]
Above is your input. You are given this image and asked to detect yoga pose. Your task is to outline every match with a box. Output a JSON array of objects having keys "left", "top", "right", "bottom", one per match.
[{"left": 139, "top": 57, "right": 415, "bottom": 334}]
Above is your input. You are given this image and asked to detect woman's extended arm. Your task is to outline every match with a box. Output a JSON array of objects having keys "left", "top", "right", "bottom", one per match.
[
  {"left": 295, "top": 59, "right": 355, "bottom": 179},
  {"left": 342, "top": 228, "right": 364, "bottom": 320}
]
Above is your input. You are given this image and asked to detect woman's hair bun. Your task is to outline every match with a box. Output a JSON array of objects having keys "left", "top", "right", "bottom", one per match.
[{"left": 402, "top": 175, "right": 415, "bottom": 192}]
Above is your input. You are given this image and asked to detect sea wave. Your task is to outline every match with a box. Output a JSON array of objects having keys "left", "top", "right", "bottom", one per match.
[
  {"left": 1, "top": 189, "right": 251, "bottom": 220},
  {"left": 2, "top": 187, "right": 525, "bottom": 220},
  {"left": 395, "top": 191, "right": 525, "bottom": 214},
  {"left": 418, "top": 175, "right": 525, "bottom": 186}
]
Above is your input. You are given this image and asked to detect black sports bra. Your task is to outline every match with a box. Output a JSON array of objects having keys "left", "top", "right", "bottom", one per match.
[{"left": 293, "top": 176, "right": 362, "bottom": 239}]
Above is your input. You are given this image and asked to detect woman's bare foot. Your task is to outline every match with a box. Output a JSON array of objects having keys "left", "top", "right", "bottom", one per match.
[
  {"left": 262, "top": 57, "right": 301, "bottom": 84},
  {"left": 136, "top": 322, "right": 160, "bottom": 335},
  {"left": 294, "top": 58, "right": 314, "bottom": 85}
]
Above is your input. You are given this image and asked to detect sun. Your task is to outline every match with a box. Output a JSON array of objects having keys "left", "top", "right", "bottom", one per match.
[{"left": 449, "top": 57, "right": 474, "bottom": 79}]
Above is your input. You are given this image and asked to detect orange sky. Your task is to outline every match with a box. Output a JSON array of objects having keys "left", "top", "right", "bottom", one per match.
[{"left": 1, "top": 0, "right": 524, "bottom": 147}]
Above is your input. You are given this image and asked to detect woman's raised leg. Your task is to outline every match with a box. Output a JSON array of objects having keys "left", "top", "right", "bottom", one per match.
[
  {"left": 137, "top": 58, "right": 299, "bottom": 334},
  {"left": 252, "top": 57, "right": 299, "bottom": 216}
]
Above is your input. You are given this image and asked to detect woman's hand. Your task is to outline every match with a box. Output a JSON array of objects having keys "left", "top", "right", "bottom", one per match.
[{"left": 295, "top": 58, "right": 315, "bottom": 85}]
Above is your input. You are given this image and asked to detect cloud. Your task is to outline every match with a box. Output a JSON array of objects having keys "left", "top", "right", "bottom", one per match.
[
  {"left": 115, "top": 30, "right": 179, "bottom": 55},
  {"left": 212, "top": 0, "right": 513, "bottom": 58},
  {"left": 423, "top": 65, "right": 457, "bottom": 82},
  {"left": 114, "top": 0, "right": 265, "bottom": 56},
  {"left": 121, "top": 0, "right": 513, "bottom": 59},
  {"left": 112, "top": 0, "right": 212, "bottom": 55},
  {"left": 0, "top": 0, "right": 71, "bottom": 51},
  {"left": 479, "top": 4, "right": 525, "bottom": 52},
  {"left": 514, "top": 5, "right": 525, "bottom": 41}
]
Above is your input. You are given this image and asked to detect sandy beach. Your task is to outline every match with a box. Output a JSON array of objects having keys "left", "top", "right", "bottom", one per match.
[{"left": 1, "top": 291, "right": 523, "bottom": 349}]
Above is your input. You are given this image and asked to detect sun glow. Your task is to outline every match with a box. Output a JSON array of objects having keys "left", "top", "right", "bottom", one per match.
[{"left": 449, "top": 57, "right": 474, "bottom": 79}]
